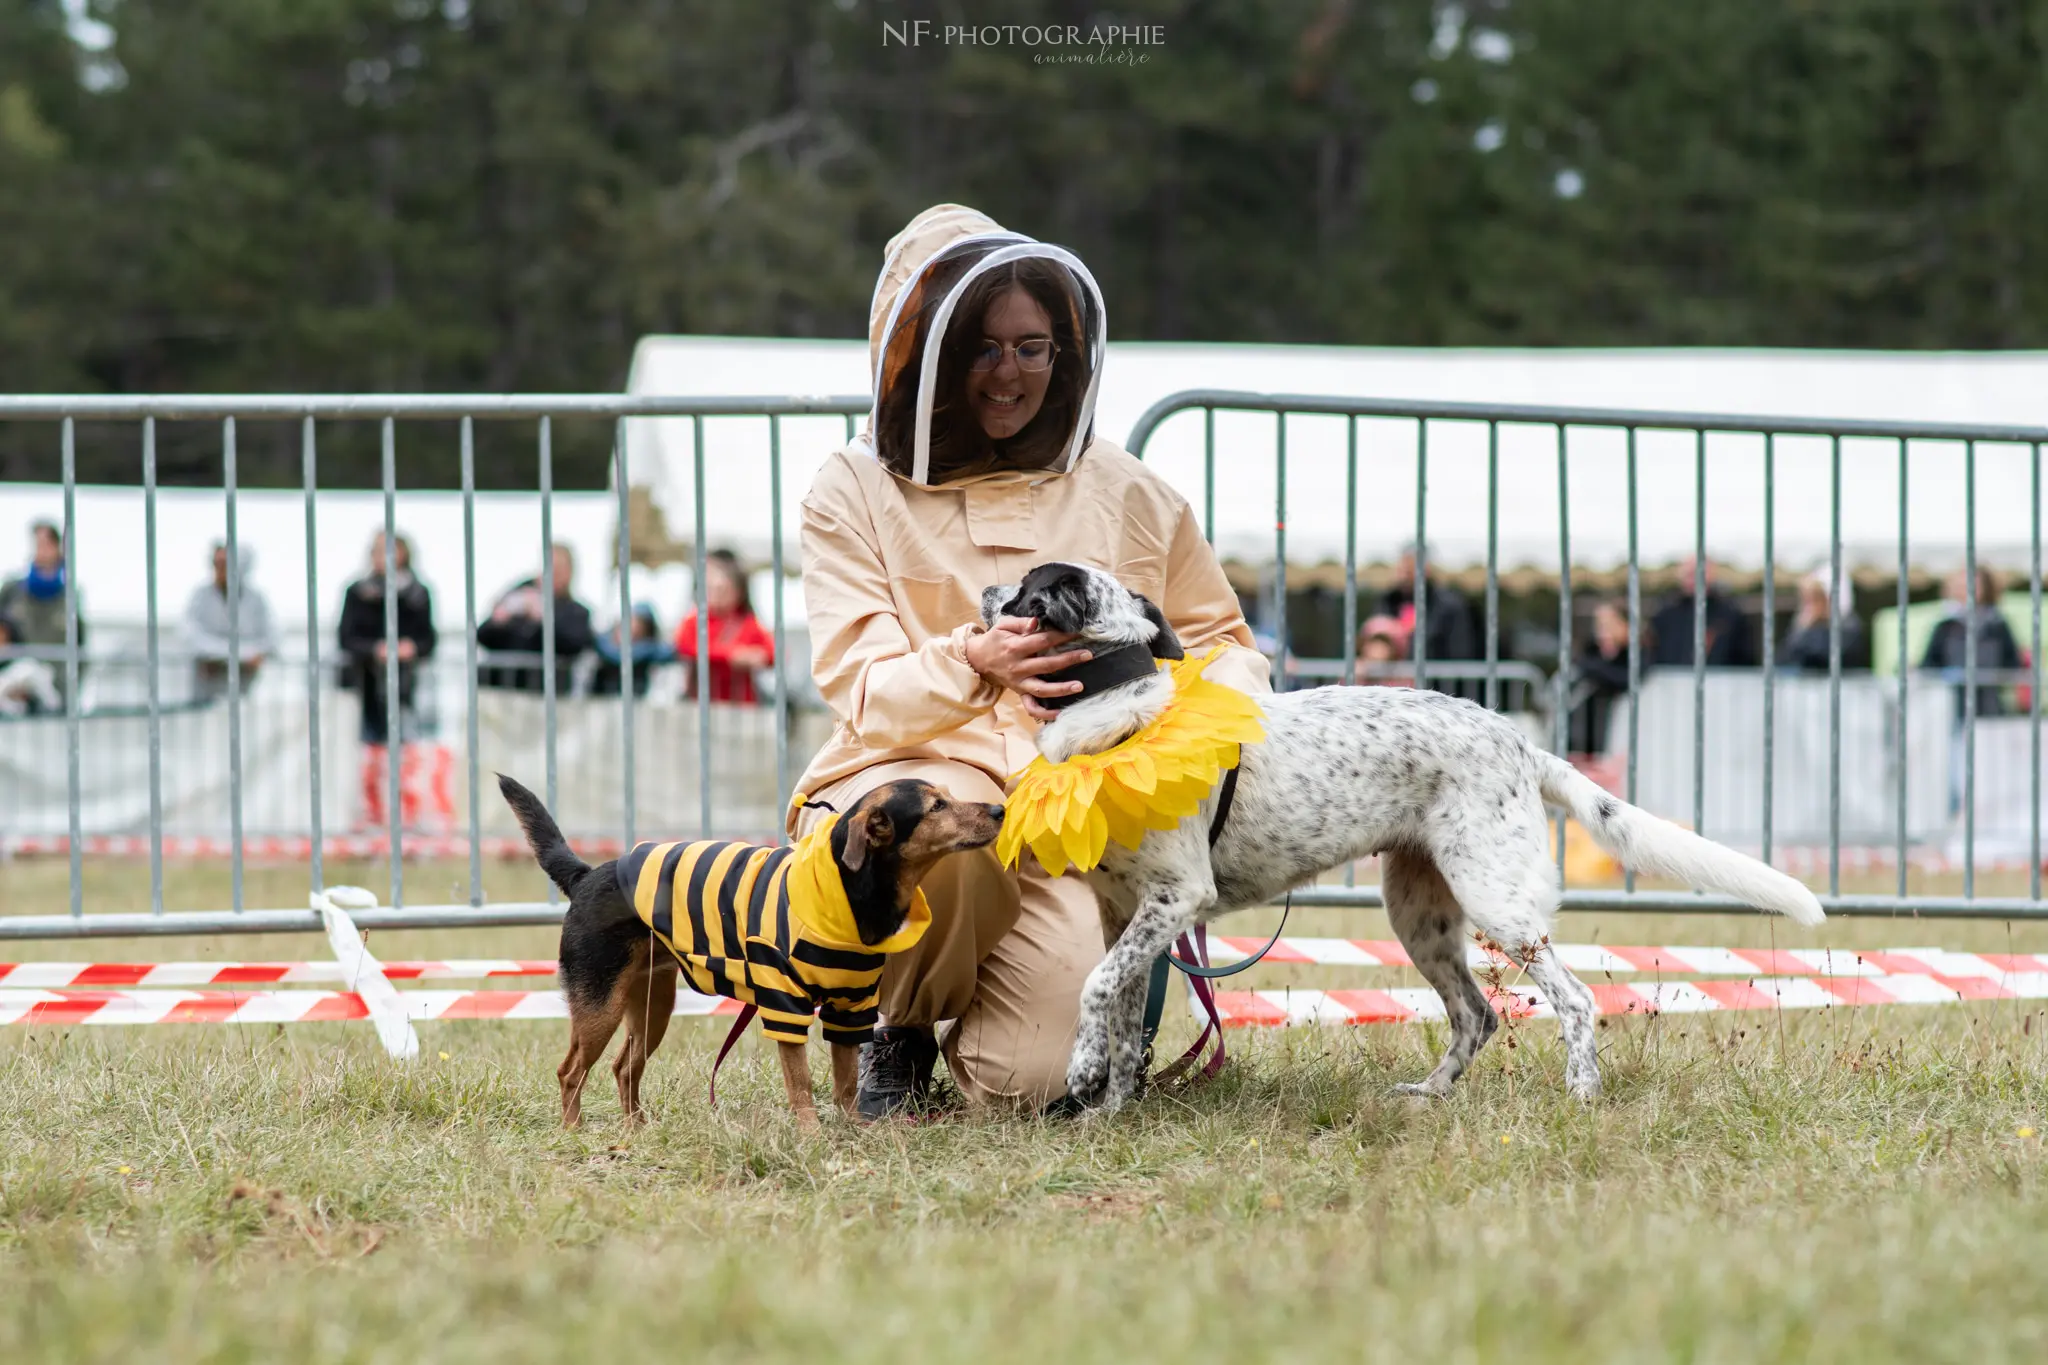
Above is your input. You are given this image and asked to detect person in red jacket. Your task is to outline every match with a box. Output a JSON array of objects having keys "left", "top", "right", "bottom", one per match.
[{"left": 675, "top": 549, "right": 774, "bottom": 703}]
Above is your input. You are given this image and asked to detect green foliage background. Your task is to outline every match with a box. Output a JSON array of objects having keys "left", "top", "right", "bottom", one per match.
[{"left": 3, "top": 0, "right": 2045, "bottom": 486}]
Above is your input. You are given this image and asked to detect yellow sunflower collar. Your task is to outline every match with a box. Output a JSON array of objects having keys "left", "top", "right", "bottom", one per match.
[{"left": 996, "top": 645, "right": 1265, "bottom": 877}]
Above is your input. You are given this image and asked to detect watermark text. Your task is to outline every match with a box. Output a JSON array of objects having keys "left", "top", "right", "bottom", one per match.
[{"left": 882, "top": 21, "right": 1166, "bottom": 49}]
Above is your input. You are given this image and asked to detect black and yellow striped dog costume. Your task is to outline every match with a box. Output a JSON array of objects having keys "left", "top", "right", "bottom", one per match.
[
  {"left": 615, "top": 814, "right": 931, "bottom": 1047},
  {"left": 499, "top": 772, "right": 1002, "bottom": 1125}
]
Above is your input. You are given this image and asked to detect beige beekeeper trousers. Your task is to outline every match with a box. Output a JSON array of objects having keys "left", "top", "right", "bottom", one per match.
[{"left": 795, "top": 757, "right": 1102, "bottom": 1108}]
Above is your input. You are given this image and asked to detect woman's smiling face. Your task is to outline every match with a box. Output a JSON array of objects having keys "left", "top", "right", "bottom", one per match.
[{"left": 966, "top": 285, "right": 1054, "bottom": 441}]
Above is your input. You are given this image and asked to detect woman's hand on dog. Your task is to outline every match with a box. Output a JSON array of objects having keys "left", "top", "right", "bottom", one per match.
[{"left": 967, "top": 616, "right": 1090, "bottom": 719}]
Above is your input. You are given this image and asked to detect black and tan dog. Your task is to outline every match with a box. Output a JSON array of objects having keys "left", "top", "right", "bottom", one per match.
[{"left": 498, "top": 774, "right": 1001, "bottom": 1127}]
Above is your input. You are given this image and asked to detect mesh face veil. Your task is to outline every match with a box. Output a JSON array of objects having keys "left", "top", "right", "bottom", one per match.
[{"left": 858, "top": 212, "right": 1108, "bottom": 487}]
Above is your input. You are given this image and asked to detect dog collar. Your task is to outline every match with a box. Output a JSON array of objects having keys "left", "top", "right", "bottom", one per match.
[
  {"left": 998, "top": 646, "right": 1265, "bottom": 876},
  {"left": 1035, "top": 641, "right": 1162, "bottom": 710}
]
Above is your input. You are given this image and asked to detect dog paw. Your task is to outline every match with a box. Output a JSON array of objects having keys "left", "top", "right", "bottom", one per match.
[
  {"left": 1103, "top": 1045, "right": 1145, "bottom": 1106},
  {"left": 1066, "top": 1053, "right": 1112, "bottom": 1111},
  {"left": 1066, "top": 1077, "right": 1110, "bottom": 1111}
]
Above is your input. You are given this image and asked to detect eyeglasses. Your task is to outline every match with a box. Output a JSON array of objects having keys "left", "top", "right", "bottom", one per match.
[{"left": 969, "top": 337, "right": 1058, "bottom": 372}]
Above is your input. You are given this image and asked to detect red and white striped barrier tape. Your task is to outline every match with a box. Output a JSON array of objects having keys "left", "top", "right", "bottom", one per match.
[
  {"left": 12, "top": 935, "right": 2048, "bottom": 1031},
  {"left": 0, "top": 988, "right": 740, "bottom": 1027},
  {"left": 0, "top": 960, "right": 558, "bottom": 988},
  {"left": 1205, "top": 938, "right": 2048, "bottom": 980},
  {"left": 1209, "top": 970, "right": 2048, "bottom": 1028},
  {"left": 8, "top": 969, "right": 2043, "bottom": 1030},
  {"left": 14, "top": 943, "right": 2048, "bottom": 990}
]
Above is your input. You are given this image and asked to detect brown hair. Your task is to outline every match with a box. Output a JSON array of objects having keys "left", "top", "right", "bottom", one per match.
[
  {"left": 369, "top": 531, "right": 413, "bottom": 574},
  {"left": 875, "top": 255, "right": 1093, "bottom": 484},
  {"left": 706, "top": 548, "right": 753, "bottom": 618}
]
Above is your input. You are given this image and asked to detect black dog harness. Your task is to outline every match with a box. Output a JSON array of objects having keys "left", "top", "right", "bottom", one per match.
[{"left": 1206, "top": 764, "right": 1241, "bottom": 844}]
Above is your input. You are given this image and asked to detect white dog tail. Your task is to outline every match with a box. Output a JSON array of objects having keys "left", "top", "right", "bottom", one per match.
[{"left": 1534, "top": 751, "right": 1825, "bottom": 926}]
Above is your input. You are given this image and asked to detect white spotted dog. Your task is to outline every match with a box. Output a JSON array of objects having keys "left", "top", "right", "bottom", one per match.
[{"left": 980, "top": 562, "right": 1826, "bottom": 1110}]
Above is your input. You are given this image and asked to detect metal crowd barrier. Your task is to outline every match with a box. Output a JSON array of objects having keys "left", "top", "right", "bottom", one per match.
[
  {"left": 0, "top": 646, "right": 813, "bottom": 851},
  {"left": 4, "top": 389, "right": 2047, "bottom": 935},
  {"left": 0, "top": 395, "right": 868, "bottom": 939},
  {"left": 1320, "top": 658, "right": 1550, "bottom": 715},
  {"left": 1128, "top": 389, "right": 2048, "bottom": 919}
]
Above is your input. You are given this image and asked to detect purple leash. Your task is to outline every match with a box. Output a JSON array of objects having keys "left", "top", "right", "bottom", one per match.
[
  {"left": 1154, "top": 925, "right": 1230, "bottom": 1086},
  {"left": 706, "top": 1003, "right": 758, "bottom": 1106}
]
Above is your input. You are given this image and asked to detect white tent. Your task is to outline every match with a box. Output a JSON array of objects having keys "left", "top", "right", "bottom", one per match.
[{"left": 625, "top": 337, "right": 2048, "bottom": 582}]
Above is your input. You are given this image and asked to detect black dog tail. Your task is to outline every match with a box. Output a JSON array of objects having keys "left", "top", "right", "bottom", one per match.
[{"left": 497, "top": 773, "right": 592, "bottom": 897}]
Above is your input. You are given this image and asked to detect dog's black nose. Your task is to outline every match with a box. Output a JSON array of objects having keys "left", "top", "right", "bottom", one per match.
[{"left": 986, "top": 804, "right": 1005, "bottom": 825}]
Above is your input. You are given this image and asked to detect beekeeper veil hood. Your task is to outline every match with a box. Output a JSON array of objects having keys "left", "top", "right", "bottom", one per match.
[{"left": 856, "top": 204, "right": 1107, "bottom": 486}]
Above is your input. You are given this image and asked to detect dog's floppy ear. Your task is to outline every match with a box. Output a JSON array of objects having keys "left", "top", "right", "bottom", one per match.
[
  {"left": 1131, "top": 593, "right": 1184, "bottom": 660},
  {"left": 980, "top": 583, "right": 1018, "bottom": 628},
  {"left": 839, "top": 805, "right": 896, "bottom": 872}
]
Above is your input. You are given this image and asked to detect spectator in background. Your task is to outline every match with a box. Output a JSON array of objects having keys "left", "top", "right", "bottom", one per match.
[
  {"left": 477, "top": 543, "right": 593, "bottom": 694},
  {"left": 339, "top": 531, "right": 436, "bottom": 827},
  {"left": 183, "top": 542, "right": 278, "bottom": 700},
  {"left": 592, "top": 603, "right": 676, "bottom": 698},
  {"left": 1921, "top": 565, "right": 2022, "bottom": 719},
  {"left": 0, "top": 520, "right": 84, "bottom": 703},
  {"left": 1648, "top": 557, "right": 1757, "bottom": 668},
  {"left": 1375, "top": 542, "right": 1480, "bottom": 699},
  {"left": 0, "top": 610, "right": 61, "bottom": 716},
  {"left": 1569, "top": 600, "right": 1635, "bottom": 754},
  {"left": 1351, "top": 614, "right": 1412, "bottom": 686},
  {"left": 1778, "top": 570, "right": 1869, "bottom": 672},
  {"left": 675, "top": 549, "right": 773, "bottom": 704}
]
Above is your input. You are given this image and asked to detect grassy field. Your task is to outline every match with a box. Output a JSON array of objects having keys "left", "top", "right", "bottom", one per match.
[{"left": 6, "top": 859, "right": 2048, "bottom": 1362}]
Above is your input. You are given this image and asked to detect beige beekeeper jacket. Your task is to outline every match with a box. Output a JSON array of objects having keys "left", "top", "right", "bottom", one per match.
[{"left": 791, "top": 204, "right": 1270, "bottom": 1107}]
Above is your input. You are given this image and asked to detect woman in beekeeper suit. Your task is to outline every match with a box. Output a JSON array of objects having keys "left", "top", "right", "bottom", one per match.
[{"left": 792, "top": 204, "right": 1269, "bottom": 1116}]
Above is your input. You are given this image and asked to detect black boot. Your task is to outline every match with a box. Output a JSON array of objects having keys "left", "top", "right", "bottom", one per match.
[{"left": 856, "top": 1025, "right": 938, "bottom": 1120}]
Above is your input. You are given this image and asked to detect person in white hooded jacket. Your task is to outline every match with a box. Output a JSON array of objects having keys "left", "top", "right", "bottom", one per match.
[
  {"left": 183, "top": 541, "right": 277, "bottom": 700},
  {"left": 791, "top": 204, "right": 1269, "bottom": 1117}
]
